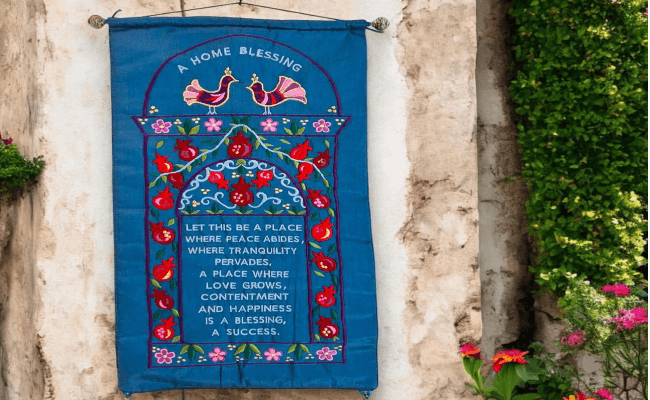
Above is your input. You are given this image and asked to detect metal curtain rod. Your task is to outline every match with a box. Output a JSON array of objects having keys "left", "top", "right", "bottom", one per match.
[{"left": 88, "top": 1, "right": 390, "bottom": 32}]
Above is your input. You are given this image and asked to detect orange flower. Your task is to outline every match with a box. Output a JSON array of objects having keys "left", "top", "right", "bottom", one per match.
[
  {"left": 563, "top": 393, "right": 596, "bottom": 400},
  {"left": 491, "top": 349, "right": 528, "bottom": 372},
  {"left": 459, "top": 343, "right": 481, "bottom": 359}
]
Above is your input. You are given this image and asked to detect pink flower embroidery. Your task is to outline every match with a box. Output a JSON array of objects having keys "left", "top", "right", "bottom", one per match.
[
  {"left": 260, "top": 118, "right": 278, "bottom": 132},
  {"left": 602, "top": 283, "right": 630, "bottom": 297},
  {"left": 313, "top": 119, "right": 331, "bottom": 133},
  {"left": 560, "top": 331, "right": 586, "bottom": 347},
  {"left": 595, "top": 388, "right": 613, "bottom": 400},
  {"left": 154, "top": 348, "right": 175, "bottom": 364},
  {"left": 263, "top": 348, "right": 282, "bottom": 361},
  {"left": 152, "top": 119, "right": 172, "bottom": 134},
  {"left": 204, "top": 118, "right": 223, "bottom": 132},
  {"left": 208, "top": 347, "right": 226, "bottom": 362},
  {"left": 316, "top": 347, "right": 337, "bottom": 361}
]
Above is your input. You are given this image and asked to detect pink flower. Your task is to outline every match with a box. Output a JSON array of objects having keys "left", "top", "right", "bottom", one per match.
[
  {"left": 154, "top": 348, "right": 175, "bottom": 364},
  {"left": 208, "top": 347, "right": 226, "bottom": 362},
  {"left": 263, "top": 348, "right": 282, "bottom": 361},
  {"left": 459, "top": 342, "right": 481, "bottom": 359},
  {"left": 631, "top": 307, "right": 648, "bottom": 324},
  {"left": 595, "top": 388, "right": 613, "bottom": 400},
  {"left": 561, "top": 331, "right": 586, "bottom": 347},
  {"left": 316, "top": 347, "right": 337, "bottom": 361},
  {"left": 152, "top": 119, "right": 172, "bottom": 134},
  {"left": 0, "top": 132, "right": 13, "bottom": 146},
  {"left": 260, "top": 118, "right": 278, "bottom": 132},
  {"left": 612, "top": 308, "right": 648, "bottom": 330},
  {"left": 602, "top": 283, "right": 630, "bottom": 297},
  {"left": 203, "top": 118, "right": 223, "bottom": 132},
  {"left": 312, "top": 119, "right": 331, "bottom": 133}
]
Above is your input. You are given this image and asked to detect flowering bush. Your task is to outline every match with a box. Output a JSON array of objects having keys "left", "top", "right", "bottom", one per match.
[
  {"left": 460, "top": 343, "right": 543, "bottom": 400},
  {"left": 0, "top": 133, "right": 45, "bottom": 199},
  {"left": 559, "top": 281, "right": 648, "bottom": 399}
]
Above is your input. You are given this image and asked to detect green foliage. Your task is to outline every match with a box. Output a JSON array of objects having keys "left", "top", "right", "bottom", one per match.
[
  {"left": 0, "top": 143, "right": 45, "bottom": 199},
  {"left": 509, "top": 0, "right": 648, "bottom": 293},
  {"left": 521, "top": 343, "right": 577, "bottom": 400}
]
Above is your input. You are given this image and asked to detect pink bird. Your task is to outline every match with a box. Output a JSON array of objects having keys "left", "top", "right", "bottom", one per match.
[
  {"left": 246, "top": 74, "right": 307, "bottom": 115},
  {"left": 183, "top": 67, "right": 238, "bottom": 114}
]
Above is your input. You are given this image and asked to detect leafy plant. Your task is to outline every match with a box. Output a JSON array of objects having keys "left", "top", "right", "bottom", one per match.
[
  {"left": 510, "top": 0, "right": 648, "bottom": 294},
  {"left": 0, "top": 133, "right": 45, "bottom": 199},
  {"left": 460, "top": 344, "right": 543, "bottom": 400}
]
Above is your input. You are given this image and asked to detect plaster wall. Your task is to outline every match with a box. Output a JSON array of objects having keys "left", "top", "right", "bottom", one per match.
[{"left": 0, "top": 0, "right": 480, "bottom": 399}]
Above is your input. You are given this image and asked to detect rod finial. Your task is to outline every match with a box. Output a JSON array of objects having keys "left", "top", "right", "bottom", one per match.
[
  {"left": 372, "top": 17, "right": 389, "bottom": 31},
  {"left": 88, "top": 15, "right": 106, "bottom": 29}
]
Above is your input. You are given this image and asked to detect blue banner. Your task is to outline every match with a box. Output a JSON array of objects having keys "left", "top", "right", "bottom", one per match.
[{"left": 108, "top": 16, "right": 377, "bottom": 396}]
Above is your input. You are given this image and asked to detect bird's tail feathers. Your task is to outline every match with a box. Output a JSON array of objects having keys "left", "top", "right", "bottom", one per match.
[
  {"left": 183, "top": 79, "right": 204, "bottom": 105},
  {"left": 276, "top": 76, "right": 307, "bottom": 104}
]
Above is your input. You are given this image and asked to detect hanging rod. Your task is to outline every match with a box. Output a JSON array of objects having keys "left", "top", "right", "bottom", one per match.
[{"left": 87, "top": 2, "right": 389, "bottom": 32}]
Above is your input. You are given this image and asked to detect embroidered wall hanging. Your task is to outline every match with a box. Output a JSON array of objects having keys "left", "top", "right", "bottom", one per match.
[{"left": 107, "top": 16, "right": 377, "bottom": 396}]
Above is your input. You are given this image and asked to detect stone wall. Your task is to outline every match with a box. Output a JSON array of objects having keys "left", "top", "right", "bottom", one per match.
[
  {"left": 0, "top": 0, "right": 485, "bottom": 399},
  {"left": 0, "top": 0, "right": 46, "bottom": 398}
]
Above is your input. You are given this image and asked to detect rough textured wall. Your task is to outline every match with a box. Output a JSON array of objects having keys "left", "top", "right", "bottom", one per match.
[
  {"left": 397, "top": 0, "right": 481, "bottom": 398},
  {"left": 0, "top": 0, "right": 481, "bottom": 399},
  {"left": 475, "top": 0, "right": 533, "bottom": 358},
  {"left": 0, "top": 0, "right": 46, "bottom": 399}
]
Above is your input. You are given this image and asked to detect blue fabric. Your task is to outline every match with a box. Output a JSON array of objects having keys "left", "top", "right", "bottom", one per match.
[{"left": 108, "top": 16, "right": 377, "bottom": 395}]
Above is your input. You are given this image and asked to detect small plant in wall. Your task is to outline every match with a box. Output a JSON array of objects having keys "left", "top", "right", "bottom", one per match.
[{"left": 0, "top": 132, "right": 45, "bottom": 200}]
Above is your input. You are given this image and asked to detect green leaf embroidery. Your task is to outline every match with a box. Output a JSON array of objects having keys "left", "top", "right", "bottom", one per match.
[
  {"left": 309, "top": 242, "right": 321, "bottom": 249},
  {"left": 249, "top": 344, "right": 261, "bottom": 354},
  {"left": 314, "top": 270, "right": 325, "bottom": 277},
  {"left": 288, "top": 344, "right": 297, "bottom": 353},
  {"left": 324, "top": 139, "right": 330, "bottom": 147},
  {"left": 189, "top": 125, "right": 200, "bottom": 135},
  {"left": 155, "top": 249, "right": 165, "bottom": 259},
  {"left": 192, "top": 345, "right": 204, "bottom": 354},
  {"left": 156, "top": 141, "right": 164, "bottom": 149},
  {"left": 167, "top": 218, "right": 175, "bottom": 226},
  {"left": 234, "top": 344, "right": 246, "bottom": 355},
  {"left": 172, "top": 336, "right": 180, "bottom": 343},
  {"left": 180, "top": 345, "right": 190, "bottom": 354},
  {"left": 172, "top": 308, "right": 180, "bottom": 317},
  {"left": 151, "top": 279, "right": 161, "bottom": 288}
]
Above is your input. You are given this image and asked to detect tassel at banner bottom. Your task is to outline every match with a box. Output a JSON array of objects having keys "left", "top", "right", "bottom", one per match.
[{"left": 359, "top": 389, "right": 373, "bottom": 398}]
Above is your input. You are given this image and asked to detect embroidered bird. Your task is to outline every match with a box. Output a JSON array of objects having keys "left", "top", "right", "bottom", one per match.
[
  {"left": 183, "top": 67, "right": 238, "bottom": 114},
  {"left": 246, "top": 74, "right": 307, "bottom": 115}
]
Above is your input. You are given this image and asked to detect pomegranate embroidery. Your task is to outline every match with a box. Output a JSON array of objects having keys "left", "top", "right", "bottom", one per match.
[
  {"left": 315, "top": 285, "right": 337, "bottom": 308},
  {"left": 316, "top": 315, "right": 339, "bottom": 339},
  {"left": 307, "top": 189, "right": 330, "bottom": 209},
  {"left": 153, "top": 316, "right": 177, "bottom": 341},
  {"left": 152, "top": 187, "right": 174, "bottom": 210},
  {"left": 208, "top": 171, "right": 230, "bottom": 189},
  {"left": 296, "top": 162, "right": 314, "bottom": 182},
  {"left": 149, "top": 222, "right": 175, "bottom": 245},
  {"left": 230, "top": 177, "right": 254, "bottom": 207},
  {"left": 251, "top": 170, "right": 273, "bottom": 189},
  {"left": 152, "top": 153, "right": 173, "bottom": 173},
  {"left": 311, "top": 217, "right": 334, "bottom": 242},
  {"left": 289, "top": 140, "right": 312, "bottom": 160},
  {"left": 174, "top": 139, "right": 199, "bottom": 161},
  {"left": 168, "top": 172, "right": 184, "bottom": 189},
  {"left": 313, "top": 149, "right": 331, "bottom": 168},
  {"left": 227, "top": 131, "right": 253, "bottom": 158},
  {"left": 151, "top": 289, "right": 175, "bottom": 310},
  {"left": 311, "top": 251, "right": 337, "bottom": 272},
  {"left": 153, "top": 256, "right": 176, "bottom": 281}
]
